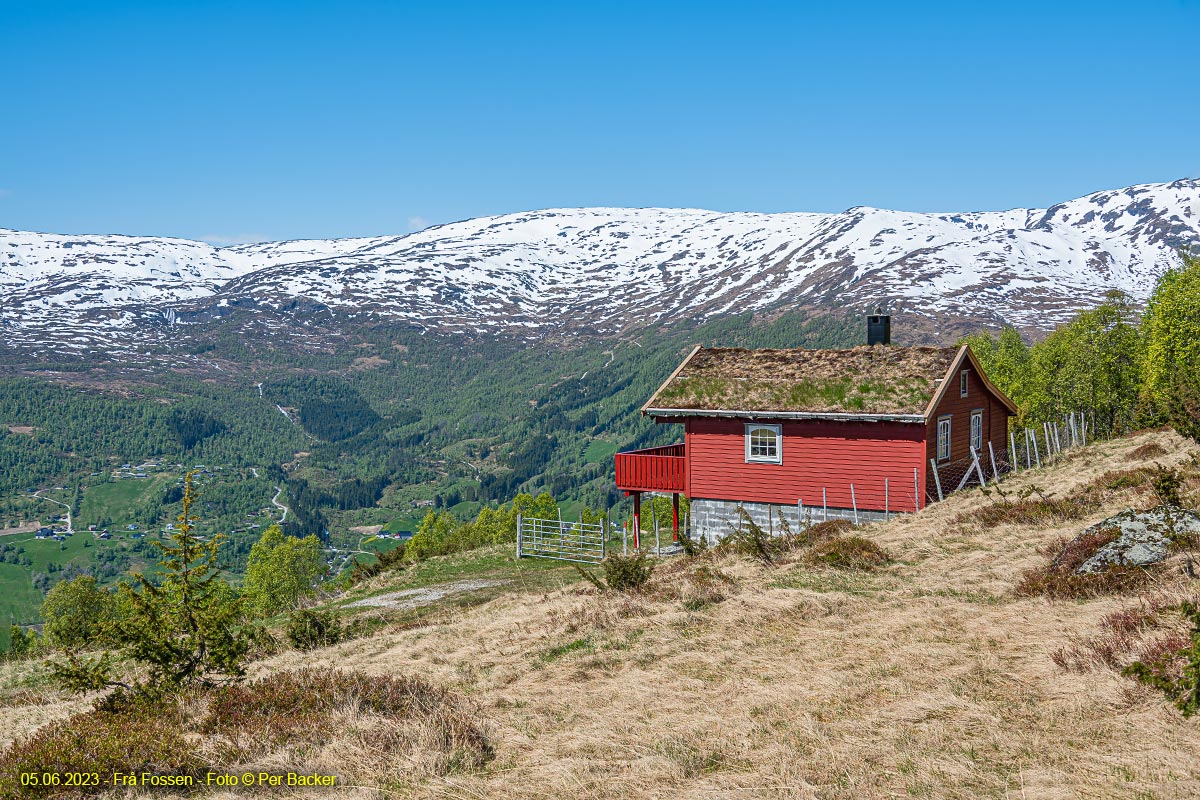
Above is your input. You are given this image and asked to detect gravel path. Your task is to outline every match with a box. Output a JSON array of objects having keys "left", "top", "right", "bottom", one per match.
[{"left": 345, "top": 579, "right": 506, "bottom": 610}]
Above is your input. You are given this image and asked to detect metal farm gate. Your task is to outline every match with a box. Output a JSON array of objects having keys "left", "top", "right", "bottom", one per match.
[{"left": 516, "top": 515, "right": 606, "bottom": 564}]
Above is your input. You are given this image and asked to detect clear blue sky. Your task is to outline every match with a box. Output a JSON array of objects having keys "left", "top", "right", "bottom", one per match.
[{"left": 2, "top": 0, "right": 1197, "bottom": 243}]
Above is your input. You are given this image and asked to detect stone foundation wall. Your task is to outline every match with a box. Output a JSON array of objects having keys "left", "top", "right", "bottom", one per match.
[{"left": 688, "top": 497, "right": 890, "bottom": 542}]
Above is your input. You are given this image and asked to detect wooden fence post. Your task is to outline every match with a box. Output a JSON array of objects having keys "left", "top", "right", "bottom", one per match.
[
  {"left": 914, "top": 467, "right": 920, "bottom": 512},
  {"left": 884, "top": 478, "right": 889, "bottom": 521},
  {"left": 969, "top": 446, "right": 987, "bottom": 488},
  {"left": 930, "top": 458, "right": 944, "bottom": 502},
  {"left": 1031, "top": 429, "right": 1041, "bottom": 469},
  {"left": 850, "top": 483, "right": 859, "bottom": 525},
  {"left": 1010, "top": 429, "right": 1018, "bottom": 471},
  {"left": 822, "top": 487, "right": 828, "bottom": 522},
  {"left": 988, "top": 441, "right": 999, "bottom": 480}
]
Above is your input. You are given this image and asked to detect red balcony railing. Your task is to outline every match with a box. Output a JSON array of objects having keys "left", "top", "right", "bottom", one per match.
[{"left": 615, "top": 444, "right": 686, "bottom": 493}]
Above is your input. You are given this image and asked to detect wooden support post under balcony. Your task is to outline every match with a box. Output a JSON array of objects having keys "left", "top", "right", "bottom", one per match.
[
  {"left": 632, "top": 492, "right": 641, "bottom": 551},
  {"left": 672, "top": 492, "right": 679, "bottom": 542}
]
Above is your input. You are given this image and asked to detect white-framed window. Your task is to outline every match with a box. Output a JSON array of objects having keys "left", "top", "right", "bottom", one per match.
[
  {"left": 745, "top": 423, "right": 782, "bottom": 464},
  {"left": 970, "top": 410, "right": 983, "bottom": 454},
  {"left": 937, "top": 415, "right": 952, "bottom": 462},
  {"left": 960, "top": 370, "right": 969, "bottom": 398}
]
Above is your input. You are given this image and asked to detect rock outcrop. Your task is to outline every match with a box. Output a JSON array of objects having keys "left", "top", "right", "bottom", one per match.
[{"left": 1069, "top": 505, "right": 1200, "bottom": 574}]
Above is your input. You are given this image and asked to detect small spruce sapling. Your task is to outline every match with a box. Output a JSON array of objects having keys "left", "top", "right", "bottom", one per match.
[{"left": 50, "top": 472, "right": 257, "bottom": 695}]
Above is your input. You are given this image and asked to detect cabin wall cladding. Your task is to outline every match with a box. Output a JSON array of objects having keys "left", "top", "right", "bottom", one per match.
[
  {"left": 685, "top": 417, "right": 926, "bottom": 513},
  {"left": 688, "top": 497, "right": 888, "bottom": 541}
]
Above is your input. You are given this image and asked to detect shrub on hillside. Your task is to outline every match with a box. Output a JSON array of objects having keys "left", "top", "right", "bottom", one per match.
[
  {"left": 1130, "top": 442, "right": 1168, "bottom": 460},
  {"left": 40, "top": 575, "right": 116, "bottom": 650},
  {"left": 962, "top": 486, "right": 1102, "bottom": 528},
  {"left": 0, "top": 699, "right": 204, "bottom": 798},
  {"left": 680, "top": 565, "right": 734, "bottom": 610},
  {"left": 399, "top": 492, "right": 583, "bottom": 568},
  {"left": 1151, "top": 467, "right": 1185, "bottom": 507},
  {"left": 808, "top": 536, "right": 891, "bottom": 571},
  {"left": 202, "top": 669, "right": 492, "bottom": 764},
  {"left": 1050, "top": 592, "right": 1196, "bottom": 675},
  {"left": 603, "top": 552, "right": 654, "bottom": 591},
  {"left": 804, "top": 518, "right": 856, "bottom": 540},
  {"left": 3, "top": 625, "right": 41, "bottom": 661},
  {"left": 285, "top": 608, "right": 343, "bottom": 651},
  {"left": 718, "top": 506, "right": 818, "bottom": 563},
  {"left": 349, "top": 539, "right": 407, "bottom": 583},
  {"left": 243, "top": 524, "right": 324, "bottom": 617},
  {"left": 1093, "top": 467, "right": 1154, "bottom": 493},
  {"left": 1138, "top": 252, "right": 1200, "bottom": 440},
  {"left": 1017, "top": 563, "right": 1152, "bottom": 600},
  {"left": 49, "top": 472, "right": 257, "bottom": 696},
  {"left": 1124, "top": 601, "right": 1200, "bottom": 717},
  {"left": 720, "top": 507, "right": 776, "bottom": 564}
]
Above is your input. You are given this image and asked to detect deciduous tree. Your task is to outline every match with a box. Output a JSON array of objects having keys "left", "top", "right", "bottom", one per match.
[{"left": 242, "top": 524, "right": 325, "bottom": 617}]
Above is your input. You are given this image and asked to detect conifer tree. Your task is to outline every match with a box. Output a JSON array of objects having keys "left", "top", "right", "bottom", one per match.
[{"left": 51, "top": 471, "right": 256, "bottom": 694}]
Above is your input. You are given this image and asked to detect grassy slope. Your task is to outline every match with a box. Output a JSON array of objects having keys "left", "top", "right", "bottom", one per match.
[
  {"left": 0, "top": 531, "right": 151, "bottom": 636},
  {"left": 75, "top": 475, "right": 171, "bottom": 529},
  {"left": 285, "top": 429, "right": 1200, "bottom": 799},
  {"left": 4, "top": 429, "right": 1200, "bottom": 798}
]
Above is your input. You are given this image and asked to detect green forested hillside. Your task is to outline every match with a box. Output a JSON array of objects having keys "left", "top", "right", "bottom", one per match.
[
  {"left": 2, "top": 247, "right": 1198, "bottom": 642},
  {"left": 0, "top": 309, "right": 861, "bottom": 633}
]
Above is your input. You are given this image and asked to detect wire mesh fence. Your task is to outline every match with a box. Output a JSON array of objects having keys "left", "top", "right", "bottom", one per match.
[{"left": 929, "top": 410, "right": 1095, "bottom": 503}]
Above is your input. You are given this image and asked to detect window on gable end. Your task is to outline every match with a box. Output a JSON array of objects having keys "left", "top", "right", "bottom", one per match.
[{"left": 937, "top": 416, "right": 952, "bottom": 462}]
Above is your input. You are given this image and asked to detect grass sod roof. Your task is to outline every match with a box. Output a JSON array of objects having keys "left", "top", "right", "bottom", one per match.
[{"left": 645, "top": 345, "right": 962, "bottom": 416}]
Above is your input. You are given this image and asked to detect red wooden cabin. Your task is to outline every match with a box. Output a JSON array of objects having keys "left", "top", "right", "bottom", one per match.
[{"left": 615, "top": 332, "right": 1017, "bottom": 542}]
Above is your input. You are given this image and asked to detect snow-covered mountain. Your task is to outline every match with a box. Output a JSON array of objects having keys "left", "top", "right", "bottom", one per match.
[{"left": 2, "top": 179, "right": 1197, "bottom": 359}]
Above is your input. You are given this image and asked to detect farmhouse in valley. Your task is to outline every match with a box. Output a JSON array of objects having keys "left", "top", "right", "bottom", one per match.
[{"left": 614, "top": 314, "right": 1018, "bottom": 541}]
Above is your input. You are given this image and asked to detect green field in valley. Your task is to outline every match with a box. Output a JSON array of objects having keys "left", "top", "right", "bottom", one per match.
[
  {"left": 0, "top": 527, "right": 156, "bottom": 648},
  {"left": 583, "top": 439, "right": 619, "bottom": 464},
  {"left": 75, "top": 474, "right": 174, "bottom": 530}
]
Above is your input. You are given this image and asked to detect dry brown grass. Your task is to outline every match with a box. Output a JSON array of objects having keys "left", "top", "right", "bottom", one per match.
[
  {"left": 5, "top": 429, "right": 1200, "bottom": 799},
  {"left": 0, "top": 670, "right": 490, "bottom": 798},
  {"left": 1052, "top": 592, "right": 1200, "bottom": 674},
  {"left": 1131, "top": 442, "right": 1169, "bottom": 460},
  {"left": 961, "top": 490, "right": 1104, "bottom": 528}
]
